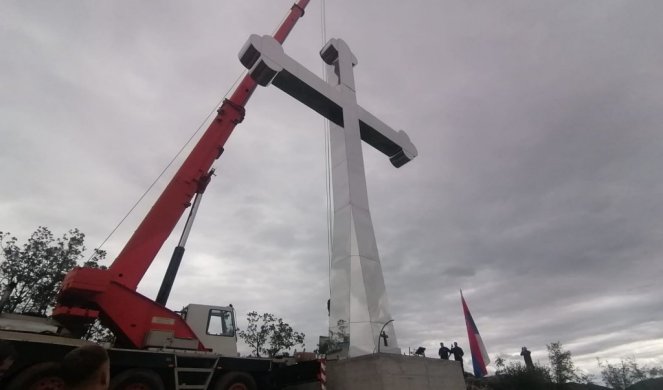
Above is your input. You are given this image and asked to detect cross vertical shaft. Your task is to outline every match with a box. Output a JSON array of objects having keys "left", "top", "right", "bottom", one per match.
[
  {"left": 324, "top": 40, "right": 399, "bottom": 356},
  {"left": 238, "top": 34, "right": 417, "bottom": 357}
]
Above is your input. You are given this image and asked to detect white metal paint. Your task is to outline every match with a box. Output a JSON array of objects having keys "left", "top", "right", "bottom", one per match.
[{"left": 238, "top": 35, "right": 417, "bottom": 356}]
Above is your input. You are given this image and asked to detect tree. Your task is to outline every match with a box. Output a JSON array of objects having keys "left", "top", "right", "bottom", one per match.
[
  {"left": 576, "top": 371, "right": 595, "bottom": 385},
  {"left": 238, "top": 311, "right": 305, "bottom": 358},
  {"left": 238, "top": 312, "right": 272, "bottom": 357},
  {"left": 84, "top": 319, "right": 116, "bottom": 344},
  {"left": 494, "top": 355, "right": 506, "bottom": 371},
  {"left": 648, "top": 366, "right": 663, "bottom": 378},
  {"left": 494, "top": 361, "right": 554, "bottom": 390},
  {"left": 266, "top": 316, "right": 306, "bottom": 357},
  {"left": 547, "top": 341, "right": 578, "bottom": 384},
  {"left": 0, "top": 227, "right": 105, "bottom": 316},
  {"left": 598, "top": 357, "right": 662, "bottom": 390}
]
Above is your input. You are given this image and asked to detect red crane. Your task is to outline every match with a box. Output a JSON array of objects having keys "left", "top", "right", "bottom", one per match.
[{"left": 53, "top": 0, "right": 311, "bottom": 350}]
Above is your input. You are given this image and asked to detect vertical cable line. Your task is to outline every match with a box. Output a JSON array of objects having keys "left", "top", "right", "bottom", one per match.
[{"left": 320, "top": 0, "right": 333, "bottom": 297}]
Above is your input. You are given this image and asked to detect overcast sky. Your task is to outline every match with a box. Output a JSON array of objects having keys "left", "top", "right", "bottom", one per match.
[{"left": 1, "top": 0, "right": 662, "bottom": 380}]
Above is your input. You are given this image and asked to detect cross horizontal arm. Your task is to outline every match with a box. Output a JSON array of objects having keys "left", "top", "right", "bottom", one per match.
[
  {"left": 358, "top": 107, "right": 417, "bottom": 168},
  {"left": 239, "top": 34, "right": 418, "bottom": 167},
  {"left": 274, "top": 68, "right": 345, "bottom": 128},
  {"left": 240, "top": 34, "right": 343, "bottom": 123}
]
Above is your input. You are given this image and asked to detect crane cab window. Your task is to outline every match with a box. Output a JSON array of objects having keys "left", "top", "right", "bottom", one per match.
[{"left": 207, "top": 309, "right": 235, "bottom": 337}]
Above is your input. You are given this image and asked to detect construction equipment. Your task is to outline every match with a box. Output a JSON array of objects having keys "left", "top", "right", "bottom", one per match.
[{"left": 0, "top": 2, "right": 321, "bottom": 389}]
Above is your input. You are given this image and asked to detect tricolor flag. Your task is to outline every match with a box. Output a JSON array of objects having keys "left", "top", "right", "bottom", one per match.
[{"left": 461, "top": 290, "right": 490, "bottom": 377}]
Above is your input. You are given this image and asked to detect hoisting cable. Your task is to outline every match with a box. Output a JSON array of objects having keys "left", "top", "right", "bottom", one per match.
[
  {"left": 88, "top": 71, "right": 247, "bottom": 262},
  {"left": 90, "top": 1, "right": 312, "bottom": 263},
  {"left": 320, "top": 0, "right": 333, "bottom": 297}
]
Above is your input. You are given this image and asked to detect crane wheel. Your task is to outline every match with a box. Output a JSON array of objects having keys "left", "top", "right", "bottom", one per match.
[
  {"left": 5, "top": 362, "right": 65, "bottom": 390},
  {"left": 110, "top": 368, "right": 165, "bottom": 390},
  {"left": 214, "top": 371, "right": 257, "bottom": 390}
]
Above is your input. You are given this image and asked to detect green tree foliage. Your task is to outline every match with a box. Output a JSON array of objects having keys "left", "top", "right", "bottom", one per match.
[
  {"left": 266, "top": 316, "right": 306, "bottom": 357},
  {"left": 649, "top": 366, "right": 663, "bottom": 378},
  {"left": 598, "top": 357, "right": 663, "bottom": 390},
  {"left": 0, "top": 227, "right": 105, "bottom": 315},
  {"left": 487, "top": 346, "right": 662, "bottom": 390},
  {"left": 494, "top": 355, "right": 506, "bottom": 371},
  {"left": 83, "top": 319, "right": 116, "bottom": 344},
  {"left": 494, "top": 361, "right": 554, "bottom": 390},
  {"left": 576, "top": 371, "right": 595, "bottom": 385},
  {"left": 238, "top": 311, "right": 305, "bottom": 358},
  {"left": 547, "top": 341, "right": 579, "bottom": 384},
  {"left": 238, "top": 312, "right": 272, "bottom": 357}
]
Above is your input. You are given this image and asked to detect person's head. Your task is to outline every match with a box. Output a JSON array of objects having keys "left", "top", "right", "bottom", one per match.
[
  {"left": 61, "top": 344, "right": 110, "bottom": 390},
  {"left": 0, "top": 341, "right": 17, "bottom": 377},
  {"left": 440, "top": 342, "right": 444, "bottom": 347},
  {"left": 453, "top": 342, "right": 458, "bottom": 347}
]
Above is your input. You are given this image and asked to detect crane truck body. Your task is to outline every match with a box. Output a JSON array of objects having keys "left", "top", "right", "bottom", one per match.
[{"left": 0, "top": 1, "right": 322, "bottom": 389}]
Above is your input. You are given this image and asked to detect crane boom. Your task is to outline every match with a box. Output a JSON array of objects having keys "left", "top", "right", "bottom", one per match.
[
  {"left": 53, "top": 0, "right": 310, "bottom": 350},
  {"left": 111, "top": 0, "right": 310, "bottom": 290}
]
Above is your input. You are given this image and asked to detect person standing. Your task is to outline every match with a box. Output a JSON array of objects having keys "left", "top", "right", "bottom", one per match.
[
  {"left": 438, "top": 342, "right": 451, "bottom": 360},
  {"left": 521, "top": 346, "right": 534, "bottom": 370},
  {"left": 450, "top": 342, "right": 465, "bottom": 373}
]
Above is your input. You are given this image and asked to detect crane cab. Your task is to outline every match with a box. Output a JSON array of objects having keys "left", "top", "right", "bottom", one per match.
[{"left": 181, "top": 303, "right": 238, "bottom": 356}]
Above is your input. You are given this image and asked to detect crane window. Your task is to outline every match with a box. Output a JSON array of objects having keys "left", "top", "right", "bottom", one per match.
[{"left": 207, "top": 309, "right": 235, "bottom": 337}]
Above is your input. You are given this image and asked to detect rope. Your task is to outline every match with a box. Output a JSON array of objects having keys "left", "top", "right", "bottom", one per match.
[
  {"left": 320, "top": 0, "right": 333, "bottom": 297},
  {"left": 89, "top": 71, "right": 247, "bottom": 262},
  {"left": 93, "top": 0, "right": 329, "bottom": 266}
]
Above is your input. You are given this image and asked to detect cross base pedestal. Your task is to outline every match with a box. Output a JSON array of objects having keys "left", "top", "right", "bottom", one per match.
[{"left": 324, "top": 354, "right": 466, "bottom": 390}]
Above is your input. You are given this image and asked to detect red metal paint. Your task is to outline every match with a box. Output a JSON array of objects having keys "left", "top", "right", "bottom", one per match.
[{"left": 53, "top": 0, "right": 310, "bottom": 350}]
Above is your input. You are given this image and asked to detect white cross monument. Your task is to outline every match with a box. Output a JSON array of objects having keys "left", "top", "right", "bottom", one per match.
[{"left": 239, "top": 35, "right": 417, "bottom": 357}]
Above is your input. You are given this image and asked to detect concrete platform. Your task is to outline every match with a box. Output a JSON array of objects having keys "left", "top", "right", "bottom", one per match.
[{"left": 325, "top": 353, "right": 466, "bottom": 390}]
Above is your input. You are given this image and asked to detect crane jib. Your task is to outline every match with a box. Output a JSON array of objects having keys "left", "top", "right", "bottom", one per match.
[{"left": 53, "top": 1, "right": 311, "bottom": 351}]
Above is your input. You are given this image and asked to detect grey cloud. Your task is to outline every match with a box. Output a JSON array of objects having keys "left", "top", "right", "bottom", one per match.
[{"left": 2, "top": 0, "right": 662, "bottom": 380}]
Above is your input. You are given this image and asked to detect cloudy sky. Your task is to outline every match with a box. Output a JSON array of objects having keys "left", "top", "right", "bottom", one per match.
[{"left": 1, "top": 0, "right": 662, "bottom": 380}]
